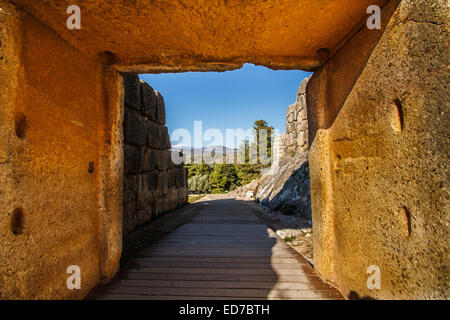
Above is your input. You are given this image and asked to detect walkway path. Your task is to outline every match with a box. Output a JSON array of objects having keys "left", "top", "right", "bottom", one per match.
[{"left": 90, "top": 196, "right": 343, "bottom": 300}]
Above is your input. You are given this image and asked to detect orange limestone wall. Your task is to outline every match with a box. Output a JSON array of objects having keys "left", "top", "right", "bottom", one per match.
[
  {"left": 0, "top": 3, "right": 123, "bottom": 299},
  {"left": 307, "top": 0, "right": 449, "bottom": 299}
]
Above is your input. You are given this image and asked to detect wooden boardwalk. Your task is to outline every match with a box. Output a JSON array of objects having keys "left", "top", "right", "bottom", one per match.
[{"left": 90, "top": 197, "right": 343, "bottom": 300}]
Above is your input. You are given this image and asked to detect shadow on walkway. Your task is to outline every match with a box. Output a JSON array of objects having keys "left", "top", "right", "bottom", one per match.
[{"left": 88, "top": 196, "right": 342, "bottom": 300}]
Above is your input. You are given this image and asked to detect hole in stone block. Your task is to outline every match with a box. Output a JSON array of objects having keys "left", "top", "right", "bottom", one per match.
[
  {"left": 396, "top": 206, "right": 411, "bottom": 238},
  {"left": 88, "top": 161, "right": 95, "bottom": 173},
  {"left": 14, "top": 112, "right": 28, "bottom": 139},
  {"left": 11, "top": 208, "right": 24, "bottom": 235},
  {"left": 390, "top": 99, "right": 404, "bottom": 133},
  {"left": 317, "top": 48, "right": 330, "bottom": 62}
]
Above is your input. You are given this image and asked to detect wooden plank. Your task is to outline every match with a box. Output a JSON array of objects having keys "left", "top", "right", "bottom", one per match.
[
  {"left": 136, "top": 252, "right": 298, "bottom": 258},
  {"left": 117, "top": 272, "right": 324, "bottom": 283},
  {"left": 140, "top": 245, "right": 295, "bottom": 252},
  {"left": 119, "top": 267, "right": 318, "bottom": 276},
  {"left": 128, "top": 261, "right": 317, "bottom": 273},
  {"left": 93, "top": 294, "right": 267, "bottom": 300},
  {"left": 96, "top": 286, "right": 343, "bottom": 299},
  {"left": 100, "top": 279, "right": 336, "bottom": 290},
  {"left": 133, "top": 256, "right": 305, "bottom": 264},
  {"left": 132, "top": 259, "right": 305, "bottom": 267},
  {"left": 94, "top": 293, "right": 342, "bottom": 300}
]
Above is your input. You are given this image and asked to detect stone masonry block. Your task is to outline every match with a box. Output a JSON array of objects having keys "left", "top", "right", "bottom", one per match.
[
  {"left": 167, "top": 168, "right": 175, "bottom": 188},
  {"left": 140, "top": 81, "right": 157, "bottom": 121},
  {"left": 136, "top": 208, "right": 152, "bottom": 227},
  {"left": 158, "top": 125, "right": 171, "bottom": 150},
  {"left": 122, "top": 73, "right": 141, "bottom": 111},
  {"left": 146, "top": 171, "right": 159, "bottom": 190},
  {"left": 153, "top": 197, "right": 164, "bottom": 217},
  {"left": 123, "top": 201, "right": 136, "bottom": 235},
  {"left": 155, "top": 90, "right": 166, "bottom": 125},
  {"left": 183, "top": 167, "right": 189, "bottom": 187},
  {"left": 168, "top": 187, "right": 178, "bottom": 211},
  {"left": 136, "top": 174, "right": 154, "bottom": 210},
  {"left": 142, "top": 148, "right": 156, "bottom": 172},
  {"left": 175, "top": 167, "right": 183, "bottom": 187},
  {"left": 146, "top": 120, "right": 160, "bottom": 149},
  {"left": 158, "top": 170, "right": 169, "bottom": 196},
  {"left": 177, "top": 186, "right": 188, "bottom": 207},
  {"left": 154, "top": 150, "right": 171, "bottom": 171},
  {"left": 123, "top": 174, "right": 139, "bottom": 205},
  {"left": 124, "top": 109, "right": 147, "bottom": 146},
  {"left": 124, "top": 144, "right": 143, "bottom": 175}
]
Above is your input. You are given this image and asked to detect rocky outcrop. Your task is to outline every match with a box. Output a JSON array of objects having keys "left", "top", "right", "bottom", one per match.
[
  {"left": 122, "top": 74, "right": 188, "bottom": 236},
  {"left": 257, "top": 153, "right": 310, "bottom": 219}
]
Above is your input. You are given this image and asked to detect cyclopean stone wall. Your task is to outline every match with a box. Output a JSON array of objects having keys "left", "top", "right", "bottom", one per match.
[
  {"left": 283, "top": 77, "right": 310, "bottom": 157},
  {"left": 122, "top": 74, "right": 188, "bottom": 236}
]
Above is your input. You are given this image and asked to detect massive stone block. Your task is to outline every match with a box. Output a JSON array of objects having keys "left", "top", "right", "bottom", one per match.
[
  {"left": 123, "top": 175, "right": 139, "bottom": 205},
  {"left": 124, "top": 145, "right": 143, "bottom": 175},
  {"left": 123, "top": 109, "right": 147, "bottom": 146},
  {"left": 155, "top": 91, "right": 166, "bottom": 125},
  {"left": 136, "top": 174, "right": 154, "bottom": 210},
  {"left": 122, "top": 73, "right": 141, "bottom": 111},
  {"left": 158, "top": 125, "right": 172, "bottom": 150},
  {"left": 0, "top": 5, "right": 123, "bottom": 299},
  {"left": 167, "top": 168, "right": 176, "bottom": 188},
  {"left": 308, "top": 0, "right": 449, "bottom": 299},
  {"left": 136, "top": 208, "right": 153, "bottom": 227},
  {"left": 154, "top": 150, "right": 171, "bottom": 171},
  {"left": 158, "top": 171, "right": 169, "bottom": 197},
  {"left": 12, "top": 0, "right": 388, "bottom": 71},
  {"left": 140, "top": 81, "right": 157, "bottom": 120},
  {"left": 146, "top": 171, "right": 159, "bottom": 191},
  {"left": 142, "top": 148, "right": 156, "bottom": 172},
  {"left": 123, "top": 202, "right": 136, "bottom": 235}
]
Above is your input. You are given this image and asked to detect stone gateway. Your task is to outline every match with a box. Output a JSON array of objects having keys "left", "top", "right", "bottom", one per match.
[{"left": 0, "top": 0, "right": 447, "bottom": 299}]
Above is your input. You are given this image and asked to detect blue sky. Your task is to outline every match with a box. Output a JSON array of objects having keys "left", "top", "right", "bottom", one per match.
[{"left": 140, "top": 64, "right": 310, "bottom": 148}]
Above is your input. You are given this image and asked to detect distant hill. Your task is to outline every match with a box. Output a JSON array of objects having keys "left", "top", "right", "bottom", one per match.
[{"left": 171, "top": 145, "right": 237, "bottom": 164}]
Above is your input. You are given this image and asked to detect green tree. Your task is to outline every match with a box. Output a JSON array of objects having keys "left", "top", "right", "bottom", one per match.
[
  {"left": 188, "top": 174, "right": 211, "bottom": 194},
  {"left": 252, "top": 120, "right": 274, "bottom": 165},
  {"left": 237, "top": 139, "right": 250, "bottom": 164},
  {"left": 236, "top": 164, "right": 260, "bottom": 185},
  {"left": 186, "top": 163, "right": 213, "bottom": 179},
  {"left": 209, "top": 164, "right": 240, "bottom": 192}
]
